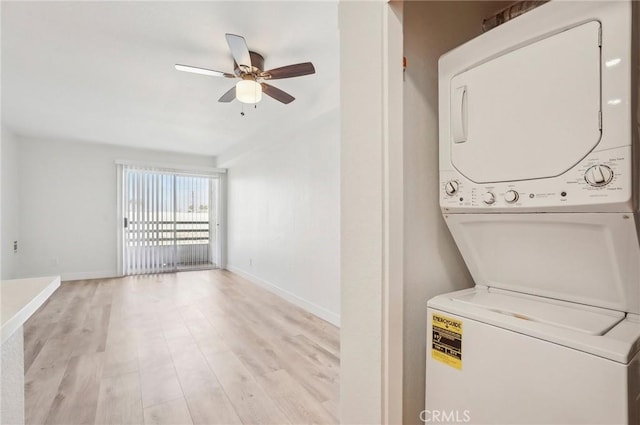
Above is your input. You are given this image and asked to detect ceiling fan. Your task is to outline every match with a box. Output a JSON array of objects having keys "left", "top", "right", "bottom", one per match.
[{"left": 175, "top": 33, "right": 315, "bottom": 105}]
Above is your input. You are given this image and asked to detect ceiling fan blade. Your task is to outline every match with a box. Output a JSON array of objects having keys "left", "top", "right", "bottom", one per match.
[
  {"left": 261, "top": 83, "right": 295, "bottom": 104},
  {"left": 225, "top": 34, "right": 252, "bottom": 70},
  {"left": 218, "top": 86, "right": 236, "bottom": 103},
  {"left": 175, "top": 64, "right": 234, "bottom": 78},
  {"left": 262, "top": 62, "right": 316, "bottom": 80}
]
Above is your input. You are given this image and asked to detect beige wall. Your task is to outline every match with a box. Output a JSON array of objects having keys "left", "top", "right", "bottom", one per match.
[{"left": 402, "top": 2, "right": 507, "bottom": 424}]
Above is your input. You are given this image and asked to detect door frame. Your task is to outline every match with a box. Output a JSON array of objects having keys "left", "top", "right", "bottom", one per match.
[{"left": 115, "top": 160, "right": 227, "bottom": 276}]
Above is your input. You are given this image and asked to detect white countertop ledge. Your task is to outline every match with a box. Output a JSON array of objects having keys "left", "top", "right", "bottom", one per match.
[{"left": 1, "top": 276, "right": 61, "bottom": 344}]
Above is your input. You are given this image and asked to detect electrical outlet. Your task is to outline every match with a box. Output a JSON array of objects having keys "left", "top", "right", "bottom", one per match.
[
  {"left": 249, "top": 258, "right": 253, "bottom": 266},
  {"left": 13, "top": 240, "right": 17, "bottom": 253}
]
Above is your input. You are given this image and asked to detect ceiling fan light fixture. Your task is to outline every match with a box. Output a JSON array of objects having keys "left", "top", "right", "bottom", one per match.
[{"left": 236, "top": 80, "right": 262, "bottom": 104}]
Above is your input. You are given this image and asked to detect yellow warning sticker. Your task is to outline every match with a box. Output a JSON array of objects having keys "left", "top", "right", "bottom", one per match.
[{"left": 431, "top": 313, "right": 463, "bottom": 370}]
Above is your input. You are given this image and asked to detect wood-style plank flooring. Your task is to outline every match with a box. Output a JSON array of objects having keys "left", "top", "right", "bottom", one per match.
[{"left": 23, "top": 270, "right": 340, "bottom": 425}]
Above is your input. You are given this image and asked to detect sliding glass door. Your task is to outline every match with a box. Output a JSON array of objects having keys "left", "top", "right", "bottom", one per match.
[{"left": 119, "top": 164, "right": 223, "bottom": 275}]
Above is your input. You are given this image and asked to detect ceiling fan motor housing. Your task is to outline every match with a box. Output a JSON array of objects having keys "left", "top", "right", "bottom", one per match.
[{"left": 234, "top": 51, "right": 265, "bottom": 76}]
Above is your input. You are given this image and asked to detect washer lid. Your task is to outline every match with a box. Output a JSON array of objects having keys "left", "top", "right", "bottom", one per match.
[
  {"left": 449, "top": 21, "right": 601, "bottom": 183},
  {"left": 452, "top": 288, "right": 624, "bottom": 336},
  {"left": 428, "top": 287, "right": 640, "bottom": 363},
  {"left": 445, "top": 212, "right": 640, "bottom": 314}
]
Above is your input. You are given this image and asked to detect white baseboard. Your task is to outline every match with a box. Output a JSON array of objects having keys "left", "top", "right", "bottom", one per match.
[
  {"left": 225, "top": 265, "right": 340, "bottom": 327},
  {"left": 61, "top": 270, "right": 120, "bottom": 282}
]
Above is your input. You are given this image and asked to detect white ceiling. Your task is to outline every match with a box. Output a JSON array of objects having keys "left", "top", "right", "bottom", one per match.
[{"left": 1, "top": 1, "right": 340, "bottom": 157}]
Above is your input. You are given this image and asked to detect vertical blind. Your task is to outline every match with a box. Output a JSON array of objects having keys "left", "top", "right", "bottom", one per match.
[{"left": 121, "top": 164, "right": 218, "bottom": 275}]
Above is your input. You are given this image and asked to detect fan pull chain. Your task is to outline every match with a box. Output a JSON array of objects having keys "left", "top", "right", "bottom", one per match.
[
  {"left": 254, "top": 82, "right": 259, "bottom": 107},
  {"left": 240, "top": 104, "right": 245, "bottom": 116}
]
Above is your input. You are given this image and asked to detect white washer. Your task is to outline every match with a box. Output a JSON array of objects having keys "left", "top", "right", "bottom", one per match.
[{"left": 427, "top": 1, "right": 640, "bottom": 424}]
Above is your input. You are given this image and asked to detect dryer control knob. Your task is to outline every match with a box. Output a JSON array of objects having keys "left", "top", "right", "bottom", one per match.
[
  {"left": 444, "top": 180, "right": 459, "bottom": 196},
  {"left": 504, "top": 190, "right": 519, "bottom": 203},
  {"left": 483, "top": 192, "right": 496, "bottom": 205},
  {"left": 585, "top": 165, "right": 614, "bottom": 187}
]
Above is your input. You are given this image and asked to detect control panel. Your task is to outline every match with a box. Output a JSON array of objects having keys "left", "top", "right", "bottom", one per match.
[{"left": 440, "top": 146, "right": 633, "bottom": 212}]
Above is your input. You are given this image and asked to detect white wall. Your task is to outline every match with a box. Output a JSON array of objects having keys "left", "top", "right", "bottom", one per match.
[
  {"left": 1, "top": 328, "right": 24, "bottom": 425},
  {"left": 339, "top": 1, "right": 404, "bottom": 423},
  {"left": 1, "top": 125, "right": 21, "bottom": 279},
  {"left": 402, "top": 2, "right": 505, "bottom": 423},
  {"left": 340, "top": 2, "right": 385, "bottom": 420},
  {"left": 223, "top": 109, "right": 340, "bottom": 326},
  {"left": 16, "top": 137, "right": 215, "bottom": 280}
]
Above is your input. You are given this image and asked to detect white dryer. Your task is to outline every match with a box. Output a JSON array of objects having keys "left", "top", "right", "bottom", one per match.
[{"left": 427, "top": 1, "right": 640, "bottom": 424}]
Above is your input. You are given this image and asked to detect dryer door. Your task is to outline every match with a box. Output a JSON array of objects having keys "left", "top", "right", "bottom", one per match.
[{"left": 450, "top": 21, "right": 601, "bottom": 183}]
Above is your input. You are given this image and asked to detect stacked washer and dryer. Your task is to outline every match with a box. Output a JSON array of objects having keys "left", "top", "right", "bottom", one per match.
[{"left": 426, "top": 1, "right": 640, "bottom": 424}]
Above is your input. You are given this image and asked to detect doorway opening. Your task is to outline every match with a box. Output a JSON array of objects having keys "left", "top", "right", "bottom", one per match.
[{"left": 118, "top": 163, "right": 224, "bottom": 275}]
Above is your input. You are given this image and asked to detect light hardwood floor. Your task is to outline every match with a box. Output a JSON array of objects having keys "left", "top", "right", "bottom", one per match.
[{"left": 23, "top": 270, "right": 340, "bottom": 425}]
